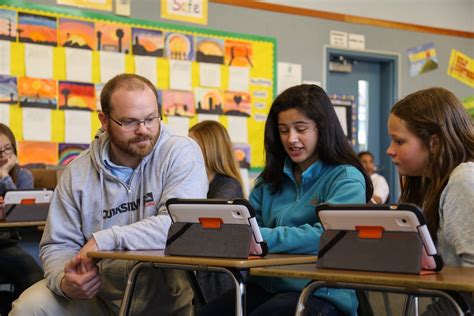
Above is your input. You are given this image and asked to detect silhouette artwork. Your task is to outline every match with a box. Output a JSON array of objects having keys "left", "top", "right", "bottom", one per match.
[
  {"left": 18, "top": 77, "right": 57, "bottom": 109},
  {"left": 224, "top": 91, "right": 251, "bottom": 117},
  {"left": 195, "top": 36, "right": 224, "bottom": 64},
  {"left": 0, "top": 8, "right": 17, "bottom": 41},
  {"left": 18, "top": 12, "right": 57, "bottom": 46},
  {"left": 132, "top": 27, "right": 164, "bottom": 57},
  {"left": 95, "top": 22, "right": 130, "bottom": 53},
  {"left": 225, "top": 40, "right": 253, "bottom": 67},
  {"left": 0, "top": 75, "right": 18, "bottom": 104},
  {"left": 58, "top": 81, "right": 96, "bottom": 111},
  {"left": 162, "top": 90, "right": 195, "bottom": 117},
  {"left": 195, "top": 88, "right": 223, "bottom": 114},
  {"left": 165, "top": 33, "right": 194, "bottom": 61},
  {"left": 59, "top": 18, "right": 95, "bottom": 50}
]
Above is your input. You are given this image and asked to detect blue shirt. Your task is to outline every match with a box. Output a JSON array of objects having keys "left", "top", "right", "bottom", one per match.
[{"left": 249, "top": 159, "right": 367, "bottom": 315}]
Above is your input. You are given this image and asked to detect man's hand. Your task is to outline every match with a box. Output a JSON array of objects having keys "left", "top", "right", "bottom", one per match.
[
  {"left": 77, "top": 238, "right": 99, "bottom": 273},
  {"left": 60, "top": 237, "right": 102, "bottom": 299},
  {"left": 60, "top": 255, "right": 102, "bottom": 299}
]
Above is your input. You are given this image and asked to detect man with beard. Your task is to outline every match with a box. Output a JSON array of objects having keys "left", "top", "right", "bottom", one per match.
[{"left": 10, "top": 74, "right": 208, "bottom": 315}]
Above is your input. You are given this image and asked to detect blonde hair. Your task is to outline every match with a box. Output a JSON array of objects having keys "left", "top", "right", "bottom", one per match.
[{"left": 189, "top": 121, "right": 244, "bottom": 190}]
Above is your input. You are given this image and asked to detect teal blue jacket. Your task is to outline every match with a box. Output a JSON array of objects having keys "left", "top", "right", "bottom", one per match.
[{"left": 249, "top": 159, "right": 367, "bottom": 315}]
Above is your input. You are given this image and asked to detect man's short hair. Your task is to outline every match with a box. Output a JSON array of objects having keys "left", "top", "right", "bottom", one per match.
[{"left": 100, "top": 73, "right": 159, "bottom": 115}]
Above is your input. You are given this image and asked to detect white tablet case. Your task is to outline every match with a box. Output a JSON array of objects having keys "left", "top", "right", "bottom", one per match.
[
  {"left": 165, "top": 198, "right": 268, "bottom": 257},
  {"left": 4, "top": 190, "right": 53, "bottom": 222},
  {"left": 316, "top": 203, "right": 443, "bottom": 273}
]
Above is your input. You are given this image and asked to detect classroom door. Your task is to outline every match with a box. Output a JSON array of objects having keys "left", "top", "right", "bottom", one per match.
[{"left": 325, "top": 47, "right": 399, "bottom": 202}]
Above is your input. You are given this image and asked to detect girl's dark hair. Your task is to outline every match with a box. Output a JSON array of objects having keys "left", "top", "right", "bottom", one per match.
[
  {"left": 392, "top": 87, "right": 474, "bottom": 237},
  {"left": 261, "top": 84, "right": 373, "bottom": 201},
  {"left": 0, "top": 123, "right": 19, "bottom": 184}
]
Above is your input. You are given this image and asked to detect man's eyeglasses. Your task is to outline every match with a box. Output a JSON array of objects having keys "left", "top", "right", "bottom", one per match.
[
  {"left": 0, "top": 146, "right": 14, "bottom": 156},
  {"left": 107, "top": 115, "right": 160, "bottom": 132}
]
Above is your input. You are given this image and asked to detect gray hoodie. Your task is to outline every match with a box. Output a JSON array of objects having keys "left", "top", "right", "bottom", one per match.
[{"left": 39, "top": 124, "right": 208, "bottom": 298}]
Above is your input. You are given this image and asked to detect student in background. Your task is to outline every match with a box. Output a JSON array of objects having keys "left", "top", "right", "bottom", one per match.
[
  {"left": 387, "top": 87, "right": 474, "bottom": 314},
  {"left": 189, "top": 120, "right": 244, "bottom": 304},
  {"left": 0, "top": 123, "right": 43, "bottom": 315},
  {"left": 11, "top": 74, "right": 208, "bottom": 315},
  {"left": 200, "top": 84, "right": 373, "bottom": 316},
  {"left": 358, "top": 151, "right": 390, "bottom": 204},
  {"left": 189, "top": 120, "right": 244, "bottom": 200}
]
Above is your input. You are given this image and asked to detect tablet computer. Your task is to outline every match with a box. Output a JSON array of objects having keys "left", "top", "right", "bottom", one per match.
[
  {"left": 3, "top": 189, "right": 53, "bottom": 222},
  {"left": 166, "top": 198, "right": 268, "bottom": 256},
  {"left": 316, "top": 203, "right": 443, "bottom": 271}
]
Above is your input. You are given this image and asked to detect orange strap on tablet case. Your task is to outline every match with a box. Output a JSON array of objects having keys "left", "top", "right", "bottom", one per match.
[
  {"left": 355, "top": 226, "right": 384, "bottom": 239},
  {"left": 20, "top": 198, "right": 36, "bottom": 205},
  {"left": 198, "top": 217, "right": 223, "bottom": 229}
]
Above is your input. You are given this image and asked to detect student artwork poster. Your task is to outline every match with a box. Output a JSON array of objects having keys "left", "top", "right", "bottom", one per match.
[
  {"left": 18, "top": 12, "right": 57, "bottom": 46},
  {"left": 0, "top": 75, "right": 18, "bottom": 104},
  {"left": 18, "top": 77, "right": 57, "bottom": 109},
  {"left": 0, "top": 8, "right": 17, "bottom": 41},
  {"left": 58, "top": 81, "right": 96, "bottom": 111},
  {"left": 162, "top": 90, "right": 195, "bottom": 117},
  {"left": 95, "top": 21, "right": 130, "bottom": 53},
  {"left": 59, "top": 18, "right": 95, "bottom": 50},
  {"left": 194, "top": 87, "right": 223, "bottom": 115}
]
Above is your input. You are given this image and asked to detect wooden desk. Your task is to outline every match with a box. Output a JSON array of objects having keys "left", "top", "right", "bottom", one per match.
[
  {"left": 88, "top": 250, "right": 317, "bottom": 316},
  {"left": 251, "top": 264, "right": 474, "bottom": 315},
  {"left": 0, "top": 220, "right": 46, "bottom": 230}
]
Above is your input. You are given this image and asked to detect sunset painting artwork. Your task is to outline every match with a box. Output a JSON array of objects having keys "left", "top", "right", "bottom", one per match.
[
  {"left": 58, "top": 143, "right": 89, "bottom": 166},
  {"left": 223, "top": 91, "right": 251, "bottom": 117},
  {"left": 132, "top": 27, "right": 164, "bottom": 57},
  {"left": 195, "top": 36, "right": 224, "bottom": 64},
  {"left": 0, "top": 9, "right": 17, "bottom": 41},
  {"left": 225, "top": 40, "right": 253, "bottom": 67},
  {"left": 194, "top": 87, "right": 223, "bottom": 114},
  {"left": 58, "top": 81, "right": 96, "bottom": 111},
  {"left": 165, "top": 32, "right": 194, "bottom": 61},
  {"left": 95, "top": 21, "right": 131, "bottom": 53},
  {"left": 18, "top": 77, "right": 57, "bottom": 109},
  {"left": 162, "top": 90, "right": 195, "bottom": 117},
  {"left": 59, "top": 18, "right": 95, "bottom": 50},
  {"left": 233, "top": 143, "right": 251, "bottom": 169},
  {"left": 18, "top": 141, "right": 58, "bottom": 166},
  {"left": 18, "top": 12, "right": 57, "bottom": 46},
  {"left": 0, "top": 75, "right": 18, "bottom": 104}
]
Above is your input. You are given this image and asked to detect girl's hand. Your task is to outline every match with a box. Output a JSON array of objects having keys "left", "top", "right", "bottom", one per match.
[{"left": 0, "top": 154, "right": 16, "bottom": 179}]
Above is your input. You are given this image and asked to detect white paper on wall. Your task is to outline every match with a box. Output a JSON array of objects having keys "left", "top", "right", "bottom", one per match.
[
  {"left": 169, "top": 60, "right": 192, "bottom": 91},
  {"left": 100, "top": 51, "right": 126, "bottom": 83},
  {"left": 0, "top": 106, "right": 9, "bottom": 125},
  {"left": 0, "top": 40, "right": 11, "bottom": 75},
  {"left": 166, "top": 116, "right": 190, "bottom": 137},
  {"left": 228, "top": 66, "right": 250, "bottom": 92},
  {"left": 66, "top": 48, "right": 92, "bottom": 82},
  {"left": 65, "top": 110, "right": 92, "bottom": 143},
  {"left": 199, "top": 63, "right": 221, "bottom": 88},
  {"left": 22, "top": 107, "right": 51, "bottom": 141},
  {"left": 25, "top": 44, "right": 53, "bottom": 79},
  {"left": 277, "top": 62, "right": 302, "bottom": 95},
  {"left": 227, "top": 116, "right": 248, "bottom": 143},
  {"left": 134, "top": 55, "right": 157, "bottom": 86}
]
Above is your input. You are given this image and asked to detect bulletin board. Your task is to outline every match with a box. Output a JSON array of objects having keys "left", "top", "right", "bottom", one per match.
[{"left": 0, "top": 0, "right": 276, "bottom": 169}]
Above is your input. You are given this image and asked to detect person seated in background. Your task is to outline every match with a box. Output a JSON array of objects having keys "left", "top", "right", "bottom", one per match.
[
  {"left": 10, "top": 74, "right": 208, "bottom": 316},
  {"left": 189, "top": 120, "right": 244, "bottom": 200},
  {"left": 358, "top": 151, "right": 390, "bottom": 204},
  {"left": 0, "top": 123, "right": 43, "bottom": 315},
  {"left": 387, "top": 87, "right": 474, "bottom": 314},
  {"left": 188, "top": 120, "right": 244, "bottom": 305},
  {"left": 199, "top": 84, "right": 373, "bottom": 316}
]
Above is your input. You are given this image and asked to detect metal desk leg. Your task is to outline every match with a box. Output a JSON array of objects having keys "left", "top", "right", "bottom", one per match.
[
  {"left": 195, "top": 266, "right": 246, "bottom": 316},
  {"left": 118, "top": 262, "right": 151, "bottom": 316},
  {"left": 403, "top": 295, "right": 420, "bottom": 316},
  {"left": 295, "top": 281, "right": 465, "bottom": 316},
  {"left": 146, "top": 263, "right": 247, "bottom": 316}
]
